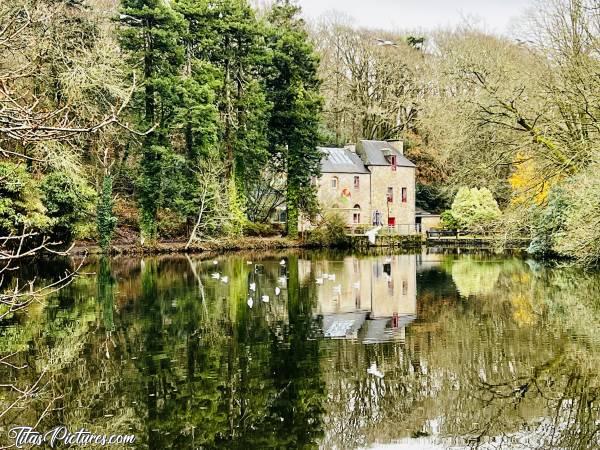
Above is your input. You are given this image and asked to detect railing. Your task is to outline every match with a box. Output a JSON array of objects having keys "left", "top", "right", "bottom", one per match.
[{"left": 346, "top": 224, "right": 421, "bottom": 236}]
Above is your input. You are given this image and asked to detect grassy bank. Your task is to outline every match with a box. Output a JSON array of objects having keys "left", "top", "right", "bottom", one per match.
[{"left": 72, "top": 236, "right": 307, "bottom": 256}]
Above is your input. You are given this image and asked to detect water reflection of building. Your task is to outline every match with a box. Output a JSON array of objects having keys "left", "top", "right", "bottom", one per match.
[{"left": 300, "top": 255, "right": 417, "bottom": 343}]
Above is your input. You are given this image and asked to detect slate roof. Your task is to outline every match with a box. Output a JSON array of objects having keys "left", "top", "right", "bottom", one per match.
[
  {"left": 357, "top": 140, "right": 416, "bottom": 168},
  {"left": 319, "top": 147, "right": 369, "bottom": 174}
]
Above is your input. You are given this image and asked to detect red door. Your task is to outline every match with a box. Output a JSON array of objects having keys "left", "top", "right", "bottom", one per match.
[{"left": 388, "top": 217, "right": 395, "bottom": 226}]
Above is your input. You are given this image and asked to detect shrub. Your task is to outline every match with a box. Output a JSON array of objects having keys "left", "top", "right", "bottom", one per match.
[
  {"left": 41, "top": 171, "right": 95, "bottom": 243},
  {"left": 440, "top": 211, "right": 459, "bottom": 230},
  {"left": 157, "top": 208, "right": 187, "bottom": 239},
  {"left": 527, "top": 187, "right": 568, "bottom": 258},
  {"left": 553, "top": 167, "right": 600, "bottom": 266},
  {"left": 243, "top": 222, "right": 279, "bottom": 237},
  {"left": 307, "top": 213, "right": 351, "bottom": 248},
  {"left": 0, "top": 162, "right": 50, "bottom": 234},
  {"left": 449, "top": 187, "right": 501, "bottom": 230}
]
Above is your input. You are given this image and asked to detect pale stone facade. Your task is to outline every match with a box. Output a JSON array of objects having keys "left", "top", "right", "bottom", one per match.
[{"left": 307, "top": 140, "right": 417, "bottom": 232}]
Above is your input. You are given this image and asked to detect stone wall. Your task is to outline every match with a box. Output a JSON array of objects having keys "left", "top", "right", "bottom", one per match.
[
  {"left": 317, "top": 172, "right": 371, "bottom": 225},
  {"left": 369, "top": 165, "right": 415, "bottom": 228}
]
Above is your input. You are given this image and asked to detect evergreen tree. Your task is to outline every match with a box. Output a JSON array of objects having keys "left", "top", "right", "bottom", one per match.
[
  {"left": 177, "top": 0, "right": 271, "bottom": 196},
  {"left": 119, "top": 0, "right": 186, "bottom": 243},
  {"left": 265, "top": 0, "right": 323, "bottom": 236}
]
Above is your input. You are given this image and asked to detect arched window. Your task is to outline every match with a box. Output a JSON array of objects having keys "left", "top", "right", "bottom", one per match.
[
  {"left": 353, "top": 204, "right": 361, "bottom": 224},
  {"left": 331, "top": 176, "right": 338, "bottom": 189}
]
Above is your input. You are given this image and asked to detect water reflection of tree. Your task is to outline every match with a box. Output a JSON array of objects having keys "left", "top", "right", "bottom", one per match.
[
  {"left": 319, "top": 258, "right": 600, "bottom": 450},
  {"left": 98, "top": 255, "right": 326, "bottom": 449},
  {"left": 3, "top": 254, "right": 600, "bottom": 450}
]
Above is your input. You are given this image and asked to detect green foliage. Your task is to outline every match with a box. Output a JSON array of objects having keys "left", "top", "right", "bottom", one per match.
[
  {"left": 527, "top": 187, "right": 568, "bottom": 259},
  {"left": 0, "top": 162, "right": 49, "bottom": 234},
  {"left": 552, "top": 167, "right": 600, "bottom": 266},
  {"left": 416, "top": 183, "right": 450, "bottom": 214},
  {"left": 440, "top": 211, "right": 459, "bottom": 230},
  {"left": 97, "top": 175, "right": 117, "bottom": 252},
  {"left": 449, "top": 187, "right": 501, "bottom": 231},
  {"left": 242, "top": 221, "right": 278, "bottom": 237},
  {"left": 119, "top": 0, "right": 187, "bottom": 244},
  {"left": 222, "top": 176, "right": 247, "bottom": 237},
  {"left": 307, "top": 213, "right": 350, "bottom": 248},
  {"left": 41, "top": 171, "right": 95, "bottom": 243},
  {"left": 266, "top": 1, "right": 323, "bottom": 237}
]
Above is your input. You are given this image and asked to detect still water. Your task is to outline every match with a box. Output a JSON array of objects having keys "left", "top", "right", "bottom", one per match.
[{"left": 1, "top": 250, "right": 600, "bottom": 449}]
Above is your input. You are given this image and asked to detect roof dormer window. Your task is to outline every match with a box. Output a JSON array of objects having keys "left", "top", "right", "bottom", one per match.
[{"left": 390, "top": 155, "right": 397, "bottom": 171}]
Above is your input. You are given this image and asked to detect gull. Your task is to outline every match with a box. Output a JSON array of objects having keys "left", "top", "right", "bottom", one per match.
[
  {"left": 247, "top": 261, "right": 252, "bottom": 265},
  {"left": 213, "top": 260, "right": 218, "bottom": 265},
  {"left": 316, "top": 277, "right": 323, "bottom": 285},
  {"left": 280, "top": 259, "right": 286, "bottom": 266},
  {"left": 220, "top": 276, "right": 228, "bottom": 283},
  {"left": 261, "top": 295, "right": 270, "bottom": 303},
  {"left": 275, "top": 287, "right": 281, "bottom": 295},
  {"left": 328, "top": 274, "right": 336, "bottom": 281},
  {"left": 211, "top": 273, "right": 220, "bottom": 279},
  {"left": 249, "top": 282, "right": 256, "bottom": 292},
  {"left": 352, "top": 282, "right": 360, "bottom": 289},
  {"left": 367, "top": 362, "right": 385, "bottom": 378},
  {"left": 247, "top": 297, "right": 254, "bottom": 308}
]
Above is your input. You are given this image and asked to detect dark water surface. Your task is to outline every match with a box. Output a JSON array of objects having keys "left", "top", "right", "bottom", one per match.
[{"left": 1, "top": 250, "right": 600, "bottom": 449}]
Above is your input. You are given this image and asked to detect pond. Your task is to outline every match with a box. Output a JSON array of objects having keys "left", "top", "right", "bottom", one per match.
[{"left": 1, "top": 250, "right": 600, "bottom": 449}]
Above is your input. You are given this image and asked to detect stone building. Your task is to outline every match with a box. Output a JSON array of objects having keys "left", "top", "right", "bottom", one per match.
[{"left": 310, "top": 139, "right": 416, "bottom": 232}]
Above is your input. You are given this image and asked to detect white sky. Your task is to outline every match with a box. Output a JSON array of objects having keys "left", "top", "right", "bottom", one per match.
[{"left": 297, "top": 0, "right": 534, "bottom": 34}]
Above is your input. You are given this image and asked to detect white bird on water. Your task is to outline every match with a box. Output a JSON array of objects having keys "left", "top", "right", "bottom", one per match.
[
  {"left": 213, "top": 260, "right": 218, "bottom": 265},
  {"left": 367, "top": 363, "right": 385, "bottom": 378},
  {"left": 220, "top": 276, "right": 228, "bottom": 284},
  {"left": 211, "top": 273, "right": 220, "bottom": 279},
  {"left": 328, "top": 274, "right": 336, "bottom": 281},
  {"left": 247, "top": 297, "right": 254, "bottom": 308},
  {"left": 321, "top": 273, "right": 329, "bottom": 279},
  {"left": 249, "top": 282, "right": 256, "bottom": 292},
  {"left": 315, "top": 277, "right": 323, "bottom": 285},
  {"left": 261, "top": 295, "right": 270, "bottom": 303},
  {"left": 275, "top": 287, "right": 281, "bottom": 295},
  {"left": 280, "top": 259, "right": 286, "bottom": 266},
  {"left": 247, "top": 261, "right": 252, "bottom": 265}
]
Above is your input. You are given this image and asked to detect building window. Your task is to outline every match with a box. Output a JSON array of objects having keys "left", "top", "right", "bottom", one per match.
[
  {"left": 353, "top": 204, "right": 361, "bottom": 224},
  {"left": 402, "top": 187, "right": 407, "bottom": 203},
  {"left": 278, "top": 210, "right": 287, "bottom": 223},
  {"left": 390, "top": 155, "right": 397, "bottom": 171},
  {"left": 353, "top": 176, "right": 360, "bottom": 189},
  {"left": 402, "top": 280, "right": 408, "bottom": 295},
  {"left": 387, "top": 187, "right": 393, "bottom": 203},
  {"left": 331, "top": 177, "right": 338, "bottom": 189}
]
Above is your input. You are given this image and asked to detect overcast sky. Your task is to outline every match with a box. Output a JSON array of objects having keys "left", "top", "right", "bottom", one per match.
[{"left": 297, "top": 0, "right": 534, "bottom": 34}]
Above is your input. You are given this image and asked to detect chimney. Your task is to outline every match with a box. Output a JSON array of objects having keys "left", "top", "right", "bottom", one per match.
[{"left": 386, "top": 139, "right": 404, "bottom": 155}]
